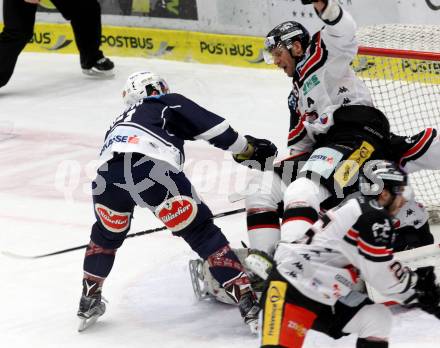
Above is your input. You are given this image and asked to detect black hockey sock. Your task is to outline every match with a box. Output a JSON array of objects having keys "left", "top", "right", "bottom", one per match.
[
  {"left": 282, "top": 206, "right": 319, "bottom": 225},
  {"left": 356, "top": 338, "right": 388, "bottom": 348},
  {"left": 83, "top": 241, "right": 117, "bottom": 279}
]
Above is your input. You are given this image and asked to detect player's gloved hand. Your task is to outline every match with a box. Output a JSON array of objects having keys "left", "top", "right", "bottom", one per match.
[
  {"left": 233, "top": 135, "right": 278, "bottom": 170},
  {"left": 413, "top": 266, "right": 440, "bottom": 318},
  {"left": 244, "top": 249, "right": 274, "bottom": 281}
]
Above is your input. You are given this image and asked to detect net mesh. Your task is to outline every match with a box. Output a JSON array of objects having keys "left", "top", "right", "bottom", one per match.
[{"left": 354, "top": 24, "right": 440, "bottom": 219}]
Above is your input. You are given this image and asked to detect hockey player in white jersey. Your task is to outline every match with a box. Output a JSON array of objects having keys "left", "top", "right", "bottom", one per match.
[
  {"left": 257, "top": 161, "right": 440, "bottom": 348},
  {"left": 250, "top": 0, "right": 439, "bottom": 249},
  {"left": 190, "top": 0, "right": 437, "bottom": 304},
  {"left": 76, "top": 71, "right": 277, "bottom": 332}
]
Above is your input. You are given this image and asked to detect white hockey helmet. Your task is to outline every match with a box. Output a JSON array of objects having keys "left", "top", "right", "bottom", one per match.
[{"left": 122, "top": 71, "right": 170, "bottom": 105}]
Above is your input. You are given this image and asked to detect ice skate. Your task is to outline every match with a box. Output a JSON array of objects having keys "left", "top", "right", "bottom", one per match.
[
  {"left": 82, "top": 57, "right": 114, "bottom": 77},
  {"left": 77, "top": 292, "right": 107, "bottom": 332},
  {"left": 189, "top": 259, "right": 212, "bottom": 301},
  {"left": 238, "top": 289, "right": 260, "bottom": 334}
]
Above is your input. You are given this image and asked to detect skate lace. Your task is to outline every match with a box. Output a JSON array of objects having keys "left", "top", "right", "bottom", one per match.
[{"left": 79, "top": 294, "right": 107, "bottom": 313}]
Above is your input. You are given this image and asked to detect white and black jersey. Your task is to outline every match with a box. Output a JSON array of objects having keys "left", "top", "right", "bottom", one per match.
[
  {"left": 274, "top": 196, "right": 417, "bottom": 306},
  {"left": 390, "top": 128, "right": 440, "bottom": 174},
  {"left": 287, "top": 6, "right": 373, "bottom": 152},
  {"left": 98, "top": 93, "right": 247, "bottom": 170}
]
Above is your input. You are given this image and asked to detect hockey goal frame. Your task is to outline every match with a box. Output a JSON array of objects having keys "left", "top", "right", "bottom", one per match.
[{"left": 352, "top": 44, "right": 440, "bottom": 221}]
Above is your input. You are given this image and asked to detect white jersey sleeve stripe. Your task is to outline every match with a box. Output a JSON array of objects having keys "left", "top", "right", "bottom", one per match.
[
  {"left": 228, "top": 134, "right": 248, "bottom": 154},
  {"left": 194, "top": 120, "right": 229, "bottom": 141}
]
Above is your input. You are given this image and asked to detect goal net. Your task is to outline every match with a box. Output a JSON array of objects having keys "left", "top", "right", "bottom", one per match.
[{"left": 353, "top": 24, "right": 440, "bottom": 221}]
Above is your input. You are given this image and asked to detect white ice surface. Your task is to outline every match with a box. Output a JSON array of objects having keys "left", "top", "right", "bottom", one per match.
[{"left": 0, "top": 53, "right": 439, "bottom": 347}]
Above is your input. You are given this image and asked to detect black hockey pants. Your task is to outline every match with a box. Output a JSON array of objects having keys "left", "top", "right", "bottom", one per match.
[{"left": 0, "top": 0, "right": 104, "bottom": 87}]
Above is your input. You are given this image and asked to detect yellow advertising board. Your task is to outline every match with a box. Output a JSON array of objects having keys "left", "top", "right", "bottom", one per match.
[
  {"left": 0, "top": 21, "right": 439, "bottom": 82},
  {"left": 1, "top": 22, "right": 267, "bottom": 69},
  {"left": 352, "top": 54, "right": 440, "bottom": 85}
]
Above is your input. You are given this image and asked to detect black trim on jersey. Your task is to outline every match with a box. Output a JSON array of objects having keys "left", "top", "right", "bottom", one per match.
[
  {"left": 358, "top": 249, "right": 393, "bottom": 263},
  {"left": 288, "top": 128, "right": 308, "bottom": 147},
  {"left": 321, "top": 6, "right": 343, "bottom": 25},
  {"left": 283, "top": 206, "right": 318, "bottom": 224},
  {"left": 343, "top": 235, "right": 357, "bottom": 247},
  {"left": 247, "top": 211, "right": 280, "bottom": 229},
  {"left": 400, "top": 128, "right": 437, "bottom": 167},
  {"left": 296, "top": 33, "right": 329, "bottom": 88}
]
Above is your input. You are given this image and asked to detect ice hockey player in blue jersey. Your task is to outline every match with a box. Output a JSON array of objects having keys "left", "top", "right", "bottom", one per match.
[{"left": 76, "top": 71, "right": 277, "bottom": 332}]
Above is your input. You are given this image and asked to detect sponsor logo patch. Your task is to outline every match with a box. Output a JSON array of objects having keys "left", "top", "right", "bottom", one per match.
[
  {"left": 262, "top": 281, "right": 287, "bottom": 346},
  {"left": 279, "top": 303, "right": 316, "bottom": 347},
  {"left": 156, "top": 196, "right": 198, "bottom": 232},
  {"left": 100, "top": 134, "right": 141, "bottom": 155},
  {"left": 303, "top": 74, "right": 320, "bottom": 95},
  {"left": 95, "top": 204, "right": 131, "bottom": 233},
  {"left": 300, "top": 147, "right": 343, "bottom": 179},
  {"left": 334, "top": 141, "right": 374, "bottom": 188}
]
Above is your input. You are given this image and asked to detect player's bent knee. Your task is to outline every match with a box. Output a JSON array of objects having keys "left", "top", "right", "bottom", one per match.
[
  {"left": 91, "top": 203, "right": 132, "bottom": 249},
  {"left": 155, "top": 195, "right": 202, "bottom": 233},
  {"left": 343, "top": 304, "right": 392, "bottom": 340},
  {"left": 155, "top": 195, "right": 229, "bottom": 259},
  {"left": 284, "top": 177, "right": 327, "bottom": 211}
]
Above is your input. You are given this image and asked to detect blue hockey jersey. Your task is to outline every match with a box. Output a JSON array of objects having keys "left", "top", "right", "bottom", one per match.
[{"left": 98, "top": 93, "right": 247, "bottom": 170}]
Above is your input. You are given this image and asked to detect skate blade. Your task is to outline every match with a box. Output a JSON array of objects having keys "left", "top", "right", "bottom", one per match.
[
  {"left": 82, "top": 69, "right": 115, "bottom": 78},
  {"left": 247, "top": 318, "right": 259, "bottom": 335},
  {"left": 78, "top": 315, "right": 100, "bottom": 332},
  {"left": 188, "top": 259, "right": 211, "bottom": 301}
]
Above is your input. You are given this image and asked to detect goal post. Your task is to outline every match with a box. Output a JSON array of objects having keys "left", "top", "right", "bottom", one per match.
[{"left": 352, "top": 24, "right": 440, "bottom": 219}]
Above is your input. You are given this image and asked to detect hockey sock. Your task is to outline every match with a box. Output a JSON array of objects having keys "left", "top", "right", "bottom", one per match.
[
  {"left": 207, "top": 245, "right": 251, "bottom": 303},
  {"left": 356, "top": 338, "right": 388, "bottom": 348},
  {"left": 83, "top": 241, "right": 117, "bottom": 284},
  {"left": 281, "top": 205, "right": 318, "bottom": 242},
  {"left": 247, "top": 210, "right": 280, "bottom": 254}
]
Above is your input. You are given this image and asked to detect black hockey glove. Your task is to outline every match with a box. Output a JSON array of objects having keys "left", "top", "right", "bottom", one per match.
[
  {"left": 233, "top": 135, "right": 278, "bottom": 171},
  {"left": 413, "top": 266, "right": 440, "bottom": 318}
]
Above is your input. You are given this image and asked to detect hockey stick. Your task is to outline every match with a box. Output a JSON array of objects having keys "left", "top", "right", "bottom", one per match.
[{"left": 1, "top": 207, "right": 246, "bottom": 260}]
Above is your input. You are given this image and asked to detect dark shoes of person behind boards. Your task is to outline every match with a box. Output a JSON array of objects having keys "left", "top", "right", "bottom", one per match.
[{"left": 82, "top": 57, "right": 115, "bottom": 77}]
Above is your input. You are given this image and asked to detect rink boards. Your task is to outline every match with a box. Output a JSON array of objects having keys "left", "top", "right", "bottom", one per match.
[{"left": 0, "top": 22, "right": 439, "bottom": 83}]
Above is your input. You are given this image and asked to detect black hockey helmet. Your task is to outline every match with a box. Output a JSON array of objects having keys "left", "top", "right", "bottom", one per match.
[
  {"left": 264, "top": 21, "right": 310, "bottom": 54},
  {"left": 360, "top": 160, "right": 409, "bottom": 197}
]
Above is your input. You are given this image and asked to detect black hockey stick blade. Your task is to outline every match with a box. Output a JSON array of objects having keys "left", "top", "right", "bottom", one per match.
[{"left": 1, "top": 207, "right": 246, "bottom": 259}]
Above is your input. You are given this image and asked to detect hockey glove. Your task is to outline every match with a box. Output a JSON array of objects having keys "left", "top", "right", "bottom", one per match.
[
  {"left": 244, "top": 249, "right": 274, "bottom": 282},
  {"left": 233, "top": 135, "right": 277, "bottom": 171},
  {"left": 413, "top": 266, "right": 440, "bottom": 318}
]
